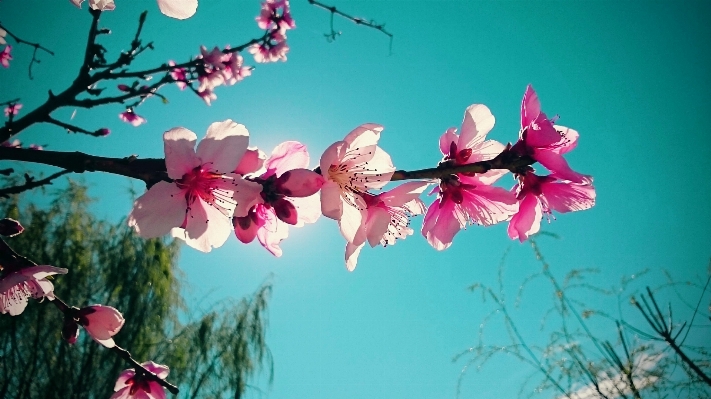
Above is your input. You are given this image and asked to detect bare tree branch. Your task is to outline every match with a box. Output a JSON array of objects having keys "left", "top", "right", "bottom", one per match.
[
  {"left": 307, "top": 0, "right": 393, "bottom": 53},
  {"left": 0, "top": 169, "right": 71, "bottom": 198},
  {"left": 0, "top": 21, "right": 55, "bottom": 79}
]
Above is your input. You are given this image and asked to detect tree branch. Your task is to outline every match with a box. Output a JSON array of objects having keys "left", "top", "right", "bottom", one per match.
[
  {"left": 0, "top": 169, "right": 71, "bottom": 198},
  {"left": 0, "top": 21, "right": 55, "bottom": 79},
  {"left": 307, "top": 0, "right": 393, "bottom": 53}
]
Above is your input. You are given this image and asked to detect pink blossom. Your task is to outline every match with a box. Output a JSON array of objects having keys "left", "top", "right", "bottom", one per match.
[
  {"left": 256, "top": 0, "right": 295, "bottom": 33},
  {"left": 507, "top": 171, "right": 595, "bottom": 242},
  {"left": 118, "top": 110, "right": 146, "bottom": 127},
  {"left": 1, "top": 139, "right": 21, "bottom": 148},
  {"left": 233, "top": 141, "right": 323, "bottom": 256},
  {"left": 422, "top": 104, "right": 518, "bottom": 250},
  {"left": 200, "top": 46, "right": 225, "bottom": 70},
  {"left": 345, "top": 181, "right": 429, "bottom": 271},
  {"left": 128, "top": 120, "right": 261, "bottom": 252},
  {"left": 1, "top": 45, "right": 12, "bottom": 68},
  {"left": 97, "top": 128, "right": 111, "bottom": 136},
  {"left": 509, "top": 85, "right": 590, "bottom": 184},
  {"left": 249, "top": 31, "right": 289, "bottom": 63},
  {"left": 0, "top": 265, "right": 68, "bottom": 316},
  {"left": 168, "top": 60, "right": 187, "bottom": 90},
  {"left": 63, "top": 304, "right": 125, "bottom": 347},
  {"left": 320, "top": 123, "right": 395, "bottom": 245},
  {"left": 110, "top": 361, "right": 170, "bottom": 399},
  {"left": 0, "top": 28, "right": 6, "bottom": 46},
  {"left": 4, "top": 103, "right": 21, "bottom": 117},
  {"left": 157, "top": 0, "right": 198, "bottom": 20},
  {"left": 222, "top": 52, "right": 251, "bottom": 85},
  {"left": 70, "top": 0, "right": 116, "bottom": 11}
]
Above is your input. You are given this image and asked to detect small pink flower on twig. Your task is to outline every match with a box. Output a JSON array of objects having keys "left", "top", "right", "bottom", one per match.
[
  {"left": 28, "top": 144, "right": 43, "bottom": 151},
  {"left": 0, "top": 265, "right": 68, "bottom": 316},
  {"left": 1, "top": 45, "right": 12, "bottom": 68},
  {"left": 3, "top": 103, "right": 21, "bottom": 117},
  {"left": 0, "top": 28, "right": 7, "bottom": 46},
  {"left": 111, "top": 361, "right": 170, "bottom": 399},
  {"left": 1, "top": 139, "right": 21, "bottom": 148},
  {"left": 118, "top": 109, "right": 146, "bottom": 127},
  {"left": 168, "top": 60, "right": 187, "bottom": 90},
  {"left": 62, "top": 304, "right": 125, "bottom": 347}
]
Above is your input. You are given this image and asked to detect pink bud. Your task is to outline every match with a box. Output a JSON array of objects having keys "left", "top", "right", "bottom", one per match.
[
  {"left": 273, "top": 198, "right": 298, "bottom": 225},
  {"left": 96, "top": 128, "right": 111, "bottom": 137},
  {"left": 275, "top": 169, "right": 324, "bottom": 197},
  {"left": 0, "top": 218, "right": 24, "bottom": 237},
  {"left": 117, "top": 84, "right": 131, "bottom": 92},
  {"left": 77, "top": 305, "right": 125, "bottom": 348}
]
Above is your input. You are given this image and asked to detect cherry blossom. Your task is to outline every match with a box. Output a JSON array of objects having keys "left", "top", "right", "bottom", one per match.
[
  {"left": 250, "top": 31, "right": 289, "bottom": 63},
  {"left": 168, "top": 60, "right": 187, "bottom": 90},
  {"left": 118, "top": 109, "right": 146, "bottom": 126},
  {"left": 1, "top": 45, "right": 12, "bottom": 68},
  {"left": 508, "top": 85, "right": 591, "bottom": 184},
  {"left": 1, "top": 139, "right": 21, "bottom": 148},
  {"left": 0, "top": 28, "right": 6, "bottom": 45},
  {"left": 4, "top": 103, "right": 22, "bottom": 117},
  {"left": 320, "top": 123, "right": 396, "bottom": 245},
  {"left": 195, "top": 47, "right": 251, "bottom": 104},
  {"left": 507, "top": 170, "right": 595, "bottom": 242},
  {"left": 422, "top": 104, "right": 518, "bottom": 250},
  {"left": 62, "top": 304, "right": 125, "bottom": 347},
  {"left": 111, "top": 361, "right": 170, "bottom": 399},
  {"left": 256, "top": 0, "right": 295, "bottom": 33},
  {"left": 233, "top": 141, "right": 323, "bottom": 256},
  {"left": 29, "top": 144, "right": 43, "bottom": 151},
  {"left": 157, "top": 0, "right": 198, "bottom": 20},
  {"left": 128, "top": 120, "right": 260, "bottom": 252},
  {"left": 70, "top": 0, "right": 116, "bottom": 11},
  {"left": 345, "top": 181, "right": 429, "bottom": 271},
  {"left": 0, "top": 265, "right": 68, "bottom": 316}
]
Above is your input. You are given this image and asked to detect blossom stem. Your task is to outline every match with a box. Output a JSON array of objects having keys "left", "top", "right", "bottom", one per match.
[{"left": 390, "top": 153, "right": 535, "bottom": 181}]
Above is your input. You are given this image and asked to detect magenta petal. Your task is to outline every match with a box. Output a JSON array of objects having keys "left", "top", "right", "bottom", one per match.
[
  {"left": 113, "top": 369, "right": 136, "bottom": 391},
  {"left": 275, "top": 169, "right": 324, "bottom": 197},
  {"left": 421, "top": 198, "right": 466, "bottom": 251},
  {"left": 196, "top": 120, "right": 249, "bottom": 174},
  {"left": 520, "top": 84, "right": 541, "bottom": 128},
  {"left": 553, "top": 125, "right": 579, "bottom": 155},
  {"left": 273, "top": 198, "right": 298, "bottom": 225},
  {"left": 256, "top": 210, "right": 289, "bottom": 257},
  {"left": 233, "top": 212, "right": 260, "bottom": 243},
  {"left": 459, "top": 104, "right": 495, "bottom": 150},
  {"left": 142, "top": 361, "right": 170, "bottom": 379},
  {"left": 459, "top": 185, "right": 518, "bottom": 226},
  {"left": 163, "top": 128, "right": 199, "bottom": 179},
  {"left": 439, "top": 128, "right": 458, "bottom": 156},
  {"left": 541, "top": 181, "right": 596, "bottom": 213},
  {"left": 156, "top": 0, "right": 197, "bottom": 19},
  {"left": 534, "top": 149, "right": 591, "bottom": 184},
  {"left": 264, "top": 141, "right": 310, "bottom": 176},
  {"left": 507, "top": 193, "right": 542, "bottom": 242}
]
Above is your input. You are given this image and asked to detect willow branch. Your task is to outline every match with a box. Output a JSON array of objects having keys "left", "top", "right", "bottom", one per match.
[{"left": 0, "top": 169, "right": 71, "bottom": 198}]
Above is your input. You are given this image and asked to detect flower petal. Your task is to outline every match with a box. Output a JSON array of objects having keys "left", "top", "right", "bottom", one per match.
[
  {"left": 459, "top": 104, "right": 495, "bottom": 150},
  {"left": 421, "top": 198, "right": 466, "bottom": 251},
  {"left": 163, "top": 127, "right": 199, "bottom": 179},
  {"left": 365, "top": 206, "right": 390, "bottom": 247},
  {"left": 343, "top": 123, "right": 383, "bottom": 149},
  {"left": 319, "top": 141, "right": 345, "bottom": 175},
  {"left": 361, "top": 146, "right": 395, "bottom": 190},
  {"left": 290, "top": 193, "right": 321, "bottom": 225},
  {"left": 379, "top": 181, "right": 430, "bottom": 207},
  {"left": 142, "top": 361, "right": 170, "bottom": 379},
  {"left": 196, "top": 120, "right": 249, "bottom": 174},
  {"left": 128, "top": 182, "right": 187, "bottom": 238},
  {"left": 233, "top": 211, "right": 261, "bottom": 244},
  {"left": 507, "top": 193, "right": 542, "bottom": 242},
  {"left": 264, "top": 141, "right": 310, "bottom": 176},
  {"left": 521, "top": 84, "right": 541, "bottom": 128},
  {"left": 156, "top": 0, "right": 197, "bottom": 20},
  {"left": 82, "top": 305, "right": 125, "bottom": 348},
  {"left": 534, "top": 149, "right": 592, "bottom": 184},
  {"left": 345, "top": 242, "right": 364, "bottom": 272},
  {"left": 338, "top": 199, "right": 365, "bottom": 243},
  {"left": 541, "top": 181, "right": 596, "bottom": 213},
  {"left": 553, "top": 125, "right": 579, "bottom": 155},
  {"left": 439, "top": 127, "right": 458, "bottom": 156},
  {"left": 234, "top": 147, "right": 266, "bottom": 175},
  {"left": 459, "top": 184, "right": 518, "bottom": 226},
  {"left": 174, "top": 198, "right": 232, "bottom": 252},
  {"left": 320, "top": 181, "right": 343, "bottom": 220},
  {"left": 232, "top": 178, "right": 263, "bottom": 217},
  {"left": 256, "top": 210, "right": 289, "bottom": 257}
]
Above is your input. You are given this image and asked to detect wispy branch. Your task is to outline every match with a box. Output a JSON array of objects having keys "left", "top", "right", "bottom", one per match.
[
  {"left": 0, "top": 169, "right": 71, "bottom": 198},
  {"left": 0, "top": 21, "right": 55, "bottom": 79},
  {"left": 307, "top": 0, "right": 393, "bottom": 53}
]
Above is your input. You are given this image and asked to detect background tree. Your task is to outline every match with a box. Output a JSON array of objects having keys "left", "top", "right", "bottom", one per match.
[{"left": 0, "top": 182, "right": 272, "bottom": 399}]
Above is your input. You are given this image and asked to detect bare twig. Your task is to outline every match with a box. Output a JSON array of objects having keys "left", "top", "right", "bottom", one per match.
[
  {"left": 0, "top": 21, "right": 55, "bottom": 79},
  {"left": 307, "top": 0, "right": 393, "bottom": 53},
  {"left": 0, "top": 169, "right": 71, "bottom": 198}
]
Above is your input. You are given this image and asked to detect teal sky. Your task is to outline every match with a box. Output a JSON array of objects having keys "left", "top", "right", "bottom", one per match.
[{"left": 1, "top": 1, "right": 710, "bottom": 398}]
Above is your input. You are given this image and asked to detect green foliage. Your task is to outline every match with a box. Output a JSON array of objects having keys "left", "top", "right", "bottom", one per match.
[{"left": 0, "top": 182, "right": 272, "bottom": 399}]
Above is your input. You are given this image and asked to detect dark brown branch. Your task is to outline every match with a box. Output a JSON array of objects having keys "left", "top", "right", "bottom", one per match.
[
  {"left": 45, "top": 117, "right": 108, "bottom": 137},
  {"left": 0, "top": 147, "right": 168, "bottom": 188},
  {"left": 390, "top": 153, "right": 535, "bottom": 181},
  {"left": 0, "top": 169, "right": 71, "bottom": 198},
  {"left": 307, "top": 0, "right": 393, "bottom": 53},
  {"left": 0, "top": 21, "right": 55, "bottom": 79}
]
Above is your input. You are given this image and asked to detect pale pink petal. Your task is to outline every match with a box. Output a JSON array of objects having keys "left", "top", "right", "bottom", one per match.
[
  {"left": 264, "top": 141, "right": 310, "bottom": 176},
  {"left": 82, "top": 305, "right": 125, "bottom": 348},
  {"left": 467, "top": 139, "right": 506, "bottom": 163},
  {"left": 20, "top": 265, "right": 69, "bottom": 281},
  {"left": 421, "top": 198, "right": 466, "bottom": 251},
  {"left": 345, "top": 242, "right": 364, "bottom": 272},
  {"left": 142, "top": 361, "right": 170, "bottom": 379},
  {"left": 0, "top": 273, "right": 31, "bottom": 294},
  {"left": 338, "top": 199, "right": 365, "bottom": 243},
  {"left": 110, "top": 386, "right": 132, "bottom": 399},
  {"left": 128, "top": 182, "right": 187, "bottom": 238},
  {"left": 361, "top": 146, "right": 395, "bottom": 190},
  {"left": 365, "top": 206, "right": 390, "bottom": 247},
  {"left": 320, "top": 181, "right": 343, "bottom": 220},
  {"left": 147, "top": 383, "right": 167, "bottom": 399},
  {"left": 290, "top": 193, "right": 321, "bottom": 225},
  {"left": 174, "top": 198, "right": 232, "bottom": 252},
  {"left": 232, "top": 178, "right": 263, "bottom": 217},
  {"left": 257, "top": 211, "right": 289, "bottom": 257},
  {"left": 439, "top": 127, "right": 458, "bottom": 156},
  {"left": 459, "top": 104, "right": 495, "bottom": 150},
  {"left": 196, "top": 120, "right": 249, "bottom": 174},
  {"left": 113, "top": 369, "right": 136, "bottom": 391},
  {"left": 553, "top": 125, "right": 579, "bottom": 155},
  {"left": 380, "top": 181, "right": 430, "bottom": 207},
  {"left": 507, "top": 193, "right": 542, "bottom": 242},
  {"left": 156, "top": 0, "right": 197, "bottom": 19},
  {"left": 459, "top": 185, "right": 518, "bottom": 226},
  {"left": 163, "top": 127, "right": 199, "bottom": 179},
  {"left": 541, "top": 181, "right": 596, "bottom": 213},
  {"left": 70, "top": 0, "right": 84, "bottom": 8},
  {"left": 521, "top": 84, "right": 541, "bottom": 128},
  {"left": 234, "top": 147, "right": 266, "bottom": 175},
  {"left": 343, "top": 123, "right": 383, "bottom": 149},
  {"left": 275, "top": 169, "right": 324, "bottom": 197},
  {"left": 534, "top": 149, "right": 591, "bottom": 184},
  {"left": 319, "top": 141, "right": 345, "bottom": 174}
]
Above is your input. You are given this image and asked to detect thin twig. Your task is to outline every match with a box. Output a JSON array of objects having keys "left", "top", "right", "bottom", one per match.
[
  {"left": 0, "top": 21, "right": 55, "bottom": 79},
  {"left": 0, "top": 169, "right": 71, "bottom": 198},
  {"left": 307, "top": 0, "right": 393, "bottom": 53}
]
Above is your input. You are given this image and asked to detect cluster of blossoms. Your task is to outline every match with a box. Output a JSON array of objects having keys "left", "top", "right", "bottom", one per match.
[
  {"left": 0, "top": 28, "right": 10, "bottom": 68},
  {"left": 250, "top": 0, "right": 294, "bottom": 63},
  {"left": 126, "top": 85, "right": 595, "bottom": 270},
  {"left": 70, "top": 0, "right": 198, "bottom": 20},
  {"left": 0, "top": 218, "right": 171, "bottom": 399}
]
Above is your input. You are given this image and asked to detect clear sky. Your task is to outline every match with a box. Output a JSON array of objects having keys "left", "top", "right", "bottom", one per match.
[{"left": 1, "top": 1, "right": 710, "bottom": 398}]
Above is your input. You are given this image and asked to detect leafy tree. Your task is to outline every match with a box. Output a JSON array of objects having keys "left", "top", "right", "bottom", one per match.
[{"left": 0, "top": 182, "right": 272, "bottom": 399}]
